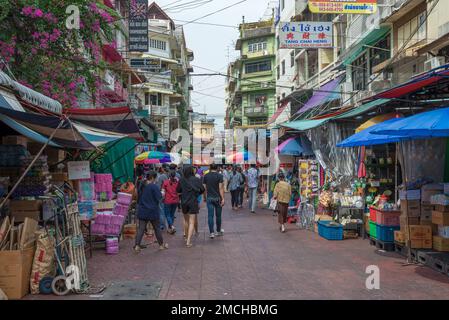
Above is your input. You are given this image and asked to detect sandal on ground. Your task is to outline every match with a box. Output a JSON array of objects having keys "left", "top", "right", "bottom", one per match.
[
  {"left": 159, "top": 243, "right": 169, "bottom": 250},
  {"left": 186, "top": 243, "right": 193, "bottom": 248},
  {"left": 133, "top": 245, "right": 142, "bottom": 254}
]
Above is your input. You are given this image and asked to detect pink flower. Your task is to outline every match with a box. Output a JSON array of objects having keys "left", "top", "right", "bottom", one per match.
[
  {"left": 31, "top": 48, "right": 37, "bottom": 55},
  {"left": 32, "top": 32, "right": 40, "bottom": 39},
  {"left": 21, "top": 6, "right": 34, "bottom": 16},
  {"left": 34, "top": 9, "right": 43, "bottom": 18},
  {"left": 68, "top": 82, "right": 77, "bottom": 90}
]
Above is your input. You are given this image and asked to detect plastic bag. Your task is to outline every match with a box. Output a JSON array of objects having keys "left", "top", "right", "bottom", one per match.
[{"left": 269, "top": 199, "right": 278, "bottom": 210}]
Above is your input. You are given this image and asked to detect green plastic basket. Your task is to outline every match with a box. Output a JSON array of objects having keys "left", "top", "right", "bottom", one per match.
[{"left": 369, "top": 221, "right": 377, "bottom": 239}]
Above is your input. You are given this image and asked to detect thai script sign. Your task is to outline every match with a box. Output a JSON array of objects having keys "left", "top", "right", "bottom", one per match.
[
  {"left": 309, "top": 0, "right": 377, "bottom": 14},
  {"left": 129, "top": 0, "right": 149, "bottom": 52},
  {"left": 279, "top": 22, "right": 333, "bottom": 49}
]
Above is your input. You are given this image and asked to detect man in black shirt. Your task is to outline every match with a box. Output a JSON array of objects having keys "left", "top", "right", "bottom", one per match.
[{"left": 203, "top": 164, "right": 225, "bottom": 239}]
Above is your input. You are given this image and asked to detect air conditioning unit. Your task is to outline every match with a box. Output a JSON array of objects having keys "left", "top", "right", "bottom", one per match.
[
  {"left": 369, "top": 79, "right": 392, "bottom": 93},
  {"left": 263, "top": 50, "right": 269, "bottom": 56},
  {"left": 424, "top": 56, "right": 445, "bottom": 71}
]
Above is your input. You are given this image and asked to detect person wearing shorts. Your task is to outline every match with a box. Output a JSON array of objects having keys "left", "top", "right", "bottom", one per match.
[{"left": 177, "top": 166, "right": 205, "bottom": 248}]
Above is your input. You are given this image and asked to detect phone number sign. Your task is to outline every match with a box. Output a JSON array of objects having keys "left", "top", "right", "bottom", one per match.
[{"left": 309, "top": 0, "right": 377, "bottom": 14}]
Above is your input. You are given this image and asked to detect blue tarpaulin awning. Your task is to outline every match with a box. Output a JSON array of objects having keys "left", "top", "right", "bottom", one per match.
[{"left": 337, "top": 118, "right": 405, "bottom": 148}]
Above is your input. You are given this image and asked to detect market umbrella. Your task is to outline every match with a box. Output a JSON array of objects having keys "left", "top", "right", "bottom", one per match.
[
  {"left": 226, "top": 151, "right": 255, "bottom": 163},
  {"left": 135, "top": 151, "right": 171, "bottom": 164},
  {"left": 370, "top": 107, "right": 449, "bottom": 138},
  {"left": 275, "top": 136, "right": 313, "bottom": 156},
  {"left": 337, "top": 118, "right": 405, "bottom": 147}
]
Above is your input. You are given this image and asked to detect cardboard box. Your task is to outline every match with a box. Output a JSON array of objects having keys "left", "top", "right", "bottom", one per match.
[
  {"left": 2, "top": 136, "right": 28, "bottom": 148},
  {"left": 434, "top": 204, "right": 449, "bottom": 212},
  {"left": 406, "top": 225, "right": 432, "bottom": 240},
  {"left": 11, "top": 211, "right": 40, "bottom": 223},
  {"left": 9, "top": 200, "right": 42, "bottom": 212},
  {"left": 27, "top": 143, "right": 66, "bottom": 163},
  {"left": 433, "top": 236, "right": 449, "bottom": 252},
  {"left": 409, "top": 239, "right": 433, "bottom": 249},
  {"left": 394, "top": 231, "right": 405, "bottom": 243},
  {"left": 0, "top": 246, "right": 35, "bottom": 299},
  {"left": 50, "top": 172, "right": 68, "bottom": 181},
  {"left": 421, "top": 184, "right": 443, "bottom": 203},
  {"left": 400, "top": 215, "right": 420, "bottom": 231},
  {"left": 401, "top": 200, "right": 421, "bottom": 217},
  {"left": 432, "top": 211, "right": 449, "bottom": 226},
  {"left": 421, "top": 203, "right": 434, "bottom": 217}
]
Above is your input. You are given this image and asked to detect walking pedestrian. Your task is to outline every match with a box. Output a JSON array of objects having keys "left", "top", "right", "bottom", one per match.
[
  {"left": 134, "top": 171, "right": 169, "bottom": 253},
  {"left": 273, "top": 173, "right": 292, "bottom": 233},
  {"left": 222, "top": 166, "right": 230, "bottom": 193},
  {"left": 237, "top": 166, "right": 246, "bottom": 208},
  {"left": 156, "top": 165, "right": 169, "bottom": 231},
  {"left": 228, "top": 166, "right": 243, "bottom": 211},
  {"left": 162, "top": 171, "right": 179, "bottom": 235},
  {"left": 247, "top": 164, "right": 259, "bottom": 213},
  {"left": 177, "top": 166, "right": 205, "bottom": 248},
  {"left": 203, "top": 164, "right": 225, "bottom": 239}
]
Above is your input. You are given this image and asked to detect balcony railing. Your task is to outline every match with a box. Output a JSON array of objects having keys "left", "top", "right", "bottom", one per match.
[
  {"left": 149, "top": 105, "right": 169, "bottom": 117},
  {"left": 245, "top": 106, "right": 268, "bottom": 117}
]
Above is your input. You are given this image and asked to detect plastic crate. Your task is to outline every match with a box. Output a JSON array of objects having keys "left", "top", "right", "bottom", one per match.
[
  {"left": 318, "top": 221, "right": 343, "bottom": 241},
  {"left": 376, "top": 224, "right": 400, "bottom": 243},
  {"left": 369, "top": 207, "right": 378, "bottom": 221},
  {"left": 376, "top": 210, "right": 401, "bottom": 226},
  {"left": 369, "top": 221, "right": 377, "bottom": 239}
]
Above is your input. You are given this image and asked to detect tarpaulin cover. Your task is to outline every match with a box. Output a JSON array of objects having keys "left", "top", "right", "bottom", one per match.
[
  {"left": 65, "top": 107, "right": 142, "bottom": 140},
  {"left": 355, "top": 113, "right": 398, "bottom": 133},
  {"left": 307, "top": 122, "right": 358, "bottom": 185},
  {"left": 296, "top": 76, "right": 343, "bottom": 115},
  {"left": 337, "top": 118, "right": 404, "bottom": 147},
  {"left": 370, "top": 107, "right": 449, "bottom": 138},
  {"left": 275, "top": 136, "right": 314, "bottom": 156},
  {"left": 399, "top": 139, "right": 446, "bottom": 184},
  {"left": 88, "top": 138, "right": 136, "bottom": 184},
  {"left": 374, "top": 64, "right": 449, "bottom": 99}
]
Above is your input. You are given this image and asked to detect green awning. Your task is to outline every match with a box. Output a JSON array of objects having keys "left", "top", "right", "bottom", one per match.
[
  {"left": 280, "top": 99, "right": 390, "bottom": 131},
  {"left": 335, "top": 98, "right": 391, "bottom": 119},
  {"left": 281, "top": 118, "right": 329, "bottom": 131},
  {"left": 342, "top": 26, "right": 391, "bottom": 66}
]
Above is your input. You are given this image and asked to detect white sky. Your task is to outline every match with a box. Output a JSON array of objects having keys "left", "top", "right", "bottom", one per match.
[{"left": 155, "top": 0, "right": 275, "bottom": 131}]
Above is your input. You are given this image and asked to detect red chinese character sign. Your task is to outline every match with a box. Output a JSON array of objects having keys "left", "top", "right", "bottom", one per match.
[
  {"left": 309, "top": 0, "right": 377, "bottom": 14},
  {"left": 279, "top": 22, "right": 333, "bottom": 49}
]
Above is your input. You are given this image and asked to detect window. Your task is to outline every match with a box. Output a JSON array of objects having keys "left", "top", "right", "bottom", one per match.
[
  {"left": 370, "top": 35, "right": 391, "bottom": 72},
  {"left": 281, "top": 0, "right": 285, "bottom": 11},
  {"left": 276, "top": 36, "right": 280, "bottom": 50},
  {"left": 249, "top": 94, "right": 267, "bottom": 107},
  {"left": 150, "top": 93, "right": 163, "bottom": 106},
  {"left": 245, "top": 60, "right": 271, "bottom": 74},
  {"left": 248, "top": 38, "right": 267, "bottom": 53},
  {"left": 277, "top": 65, "right": 280, "bottom": 80},
  {"left": 352, "top": 53, "right": 368, "bottom": 91},
  {"left": 282, "top": 60, "right": 286, "bottom": 75},
  {"left": 248, "top": 117, "right": 268, "bottom": 125},
  {"left": 398, "top": 11, "right": 427, "bottom": 49},
  {"left": 290, "top": 51, "right": 295, "bottom": 67},
  {"left": 144, "top": 92, "right": 150, "bottom": 105},
  {"left": 149, "top": 39, "right": 167, "bottom": 51}
]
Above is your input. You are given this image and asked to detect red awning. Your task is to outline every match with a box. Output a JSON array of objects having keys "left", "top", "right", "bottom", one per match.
[
  {"left": 268, "top": 100, "right": 289, "bottom": 125},
  {"left": 374, "top": 64, "right": 449, "bottom": 99}
]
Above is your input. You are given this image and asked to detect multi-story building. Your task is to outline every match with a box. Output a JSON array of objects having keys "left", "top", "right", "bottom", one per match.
[
  {"left": 192, "top": 112, "right": 216, "bottom": 143},
  {"left": 228, "top": 18, "right": 277, "bottom": 129},
  {"left": 130, "top": 2, "right": 194, "bottom": 140}
]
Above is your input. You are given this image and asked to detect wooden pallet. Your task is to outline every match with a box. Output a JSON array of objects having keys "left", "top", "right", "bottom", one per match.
[
  {"left": 369, "top": 237, "right": 395, "bottom": 252},
  {"left": 417, "top": 250, "right": 449, "bottom": 276},
  {"left": 394, "top": 242, "right": 418, "bottom": 261}
]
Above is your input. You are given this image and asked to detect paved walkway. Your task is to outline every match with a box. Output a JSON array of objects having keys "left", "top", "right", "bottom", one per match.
[{"left": 28, "top": 194, "right": 449, "bottom": 300}]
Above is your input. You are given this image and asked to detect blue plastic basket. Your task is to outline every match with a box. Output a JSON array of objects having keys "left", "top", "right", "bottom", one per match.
[
  {"left": 317, "top": 221, "right": 344, "bottom": 241},
  {"left": 375, "top": 223, "right": 400, "bottom": 243}
]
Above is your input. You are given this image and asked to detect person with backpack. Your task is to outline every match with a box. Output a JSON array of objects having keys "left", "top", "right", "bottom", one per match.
[
  {"left": 162, "top": 171, "right": 180, "bottom": 235},
  {"left": 177, "top": 166, "right": 205, "bottom": 248}
]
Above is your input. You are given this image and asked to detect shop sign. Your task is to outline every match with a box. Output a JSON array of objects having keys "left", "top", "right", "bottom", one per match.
[
  {"left": 130, "top": 58, "right": 161, "bottom": 70},
  {"left": 308, "top": 0, "right": 377, "bottom": 14},
  {"left": 68, "top": 161, "right": 91, "bottom": 180},
  {"left": 279, "top": 22, "right": 333, "bottom": 49},
  {"left": 129, "top": 0, "right": 149, "bottom": 52}
]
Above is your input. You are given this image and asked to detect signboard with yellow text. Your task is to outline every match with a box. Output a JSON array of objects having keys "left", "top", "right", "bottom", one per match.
[{"left": 308, "top": 0, "right": 377, "bottom": 14}]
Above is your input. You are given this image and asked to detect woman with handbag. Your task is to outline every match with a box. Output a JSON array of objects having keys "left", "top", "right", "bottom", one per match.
[
  {"left": 273, "top": 173, "right": 292, "bottom": 233},
  {"left": 162, "top": 171, "right": 179, "bottom": 235},
  {"left": 177, "top": 166, "right": 205, "bottom": 248}
]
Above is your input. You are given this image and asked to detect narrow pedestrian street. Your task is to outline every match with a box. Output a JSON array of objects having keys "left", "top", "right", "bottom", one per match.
[{"left": 27, "top": 194, "right": 449, "bottom": 300}]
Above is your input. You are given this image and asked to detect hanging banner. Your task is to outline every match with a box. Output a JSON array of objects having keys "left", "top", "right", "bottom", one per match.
[
  {"left": 279, "top": 22, "right": 333, "bottom": 49},
  {"left": 129, "top": 0, "right": 149, "bottom": 52},
  {"left": 308, "top": 0, "right": 377, "bottom": 14}
]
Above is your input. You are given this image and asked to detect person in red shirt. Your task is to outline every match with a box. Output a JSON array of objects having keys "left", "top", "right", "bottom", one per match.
[{"left": 162, "top": 171, "right": 180, "bottom": 235}]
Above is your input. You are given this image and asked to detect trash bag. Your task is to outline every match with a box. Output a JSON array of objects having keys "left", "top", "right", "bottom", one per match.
[{"left": 30, "top": 230, "right": 56, "bottom": 294}]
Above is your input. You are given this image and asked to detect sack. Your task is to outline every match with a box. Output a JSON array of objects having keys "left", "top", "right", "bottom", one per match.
[
  {"left": 269, "top": 199, "right": 278, "bottom": 211},
  {"left": 30, "top": 230, "right": 56, "bottom": 294}
]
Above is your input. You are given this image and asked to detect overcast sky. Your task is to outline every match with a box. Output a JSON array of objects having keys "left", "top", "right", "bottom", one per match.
[{"left": 155, "top": 0, "right": 276, "bottom": 131}]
